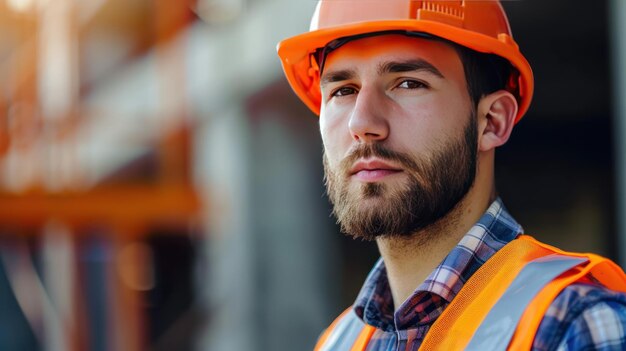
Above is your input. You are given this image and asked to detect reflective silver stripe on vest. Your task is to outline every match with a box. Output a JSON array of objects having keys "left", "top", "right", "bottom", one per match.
[
  {"left": 319, "top": 310, "right": 366, "bottom": 351},
  {"left": 465, "top": 254, "right": 588, "bottom": 351}
]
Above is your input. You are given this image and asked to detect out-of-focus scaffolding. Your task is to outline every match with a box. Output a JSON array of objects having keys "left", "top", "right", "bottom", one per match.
[{"left": 0, "top": 0, "right": 201, "bottom": 350}]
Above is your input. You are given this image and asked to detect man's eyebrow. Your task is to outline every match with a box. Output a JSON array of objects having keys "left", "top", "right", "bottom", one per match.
[
  {"left": 320, "top": 59, "right": 444, "bottom": 87},
  {"left": 320, "top": 69, "right": 356, "bottom": 87},
  {"left": 378, "top": 59, "right": 445, "bottom": 78}
]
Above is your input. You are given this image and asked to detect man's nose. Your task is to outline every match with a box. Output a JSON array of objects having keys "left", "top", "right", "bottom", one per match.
[{"left": 348, "top": 87, "right": 390, "bottom": 143}]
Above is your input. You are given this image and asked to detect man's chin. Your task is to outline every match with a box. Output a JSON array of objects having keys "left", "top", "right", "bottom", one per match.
[{"left": 345, "top": 195, "right": 400, "bottom": 219}]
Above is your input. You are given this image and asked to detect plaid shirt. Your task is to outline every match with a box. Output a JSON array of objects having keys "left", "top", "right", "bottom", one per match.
[{"left": 350, "top": 198, "right": 626, "bottom": 350}]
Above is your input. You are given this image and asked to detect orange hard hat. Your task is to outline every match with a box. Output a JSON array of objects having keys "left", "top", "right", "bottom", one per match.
[{"left": 277, "top": 0, "right": 534, "bottom": 123}]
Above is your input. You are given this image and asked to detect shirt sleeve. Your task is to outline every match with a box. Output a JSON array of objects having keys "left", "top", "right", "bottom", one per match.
[
  {"left": 555, "top": 299, "right": 626, "bottom": 350},
  {"left": 533, "top": 283, "right": 626, "bottom": 351}
]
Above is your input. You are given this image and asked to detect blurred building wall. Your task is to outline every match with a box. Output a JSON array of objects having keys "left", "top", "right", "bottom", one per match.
[{"left": 611, "top": 0, "right": 626, "bottom": 267}]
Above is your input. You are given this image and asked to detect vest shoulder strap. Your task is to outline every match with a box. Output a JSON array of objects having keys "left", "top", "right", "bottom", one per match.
[
  {"left": 509, "top": 247, "right": 626, "bottom": 350},
  {"left": 465, "top": 254, "right": 586, "bottom": 350},
  {"left": 420, "top": 235, "right": 626, "bottom": 350},
  {"left": 314, "top": 308, "right": 375, "bottom": 351}
]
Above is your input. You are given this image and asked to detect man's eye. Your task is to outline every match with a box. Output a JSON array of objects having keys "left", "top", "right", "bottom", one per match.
[
  {"left": 397, "top": 80, "right": 427, "bottom": 89},
  {"left": 332, "top": 86, "right": 357, "bottom": 97}
]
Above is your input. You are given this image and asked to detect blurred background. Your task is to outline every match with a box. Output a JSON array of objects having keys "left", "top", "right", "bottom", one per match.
[{"left": 0, "top": 0, "right": 625, "bottom": 350}]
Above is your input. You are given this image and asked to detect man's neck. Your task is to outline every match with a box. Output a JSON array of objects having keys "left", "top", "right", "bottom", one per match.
[{"left": 376, "top": 188, "right": 495, "bottom": 311}]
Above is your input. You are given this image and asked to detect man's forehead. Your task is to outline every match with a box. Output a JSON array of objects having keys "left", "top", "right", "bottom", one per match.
[{"left": 321, "top": 34, "right": 459, "bottom": 78}]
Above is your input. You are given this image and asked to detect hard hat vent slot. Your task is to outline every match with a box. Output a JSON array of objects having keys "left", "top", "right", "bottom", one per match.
[{"left": 421, "top": 1, "right": 464, "bottom": 20}]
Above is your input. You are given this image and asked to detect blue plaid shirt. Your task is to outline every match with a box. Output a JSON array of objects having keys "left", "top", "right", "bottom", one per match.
[{"left": 350, "top": 198, "right": 626, "bottom": 350}]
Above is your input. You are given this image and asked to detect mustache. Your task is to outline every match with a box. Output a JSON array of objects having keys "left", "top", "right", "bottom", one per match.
[{"left": 339, "top": 143, "right": 419, "bottom": 176}]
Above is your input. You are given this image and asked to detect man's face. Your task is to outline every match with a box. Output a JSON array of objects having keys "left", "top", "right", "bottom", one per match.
[{"left": 319, "top": 35, "right": 478, "bottom": 241}]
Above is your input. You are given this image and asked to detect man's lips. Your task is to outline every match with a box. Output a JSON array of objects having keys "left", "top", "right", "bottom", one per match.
[{"left": 349, "top": 159, "right": 403, "bottom": 181}]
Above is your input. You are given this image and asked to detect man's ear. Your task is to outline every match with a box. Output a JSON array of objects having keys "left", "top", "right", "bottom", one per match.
[{"left": 477, "top": 90, "right": 518, "bottom": 152}]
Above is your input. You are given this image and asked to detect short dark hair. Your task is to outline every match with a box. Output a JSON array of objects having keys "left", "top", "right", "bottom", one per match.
[{"left": 452, "top": 44, "right": 517, "bottom": 107}]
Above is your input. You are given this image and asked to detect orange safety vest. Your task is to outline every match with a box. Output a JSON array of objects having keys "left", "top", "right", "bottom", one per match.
[{"left": 314, "top": 235, "right": 626, "bottom": 351}]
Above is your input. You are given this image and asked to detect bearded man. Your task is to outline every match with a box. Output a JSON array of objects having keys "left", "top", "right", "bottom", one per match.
[{"left": 277, "top": 1, "right": 626, "bottom": 349}]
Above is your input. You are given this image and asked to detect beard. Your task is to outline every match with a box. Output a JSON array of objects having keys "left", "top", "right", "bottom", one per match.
[{"left": 323, "top": 112, "right": 477, "bottom": 241}]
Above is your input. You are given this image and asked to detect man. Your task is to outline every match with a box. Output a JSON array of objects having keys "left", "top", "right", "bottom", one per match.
[{"left": 277, "top": 1, "right": 626, "bottom": 350}]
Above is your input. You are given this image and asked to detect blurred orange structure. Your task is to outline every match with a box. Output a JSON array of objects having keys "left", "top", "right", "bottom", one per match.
[{"left": 0, "top": 0, "right": 202, "bottom": 350}]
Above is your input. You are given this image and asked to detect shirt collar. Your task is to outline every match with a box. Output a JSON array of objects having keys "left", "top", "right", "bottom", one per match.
[{"left": 353, "top": 198, "right": 523, "bottom": 331}]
